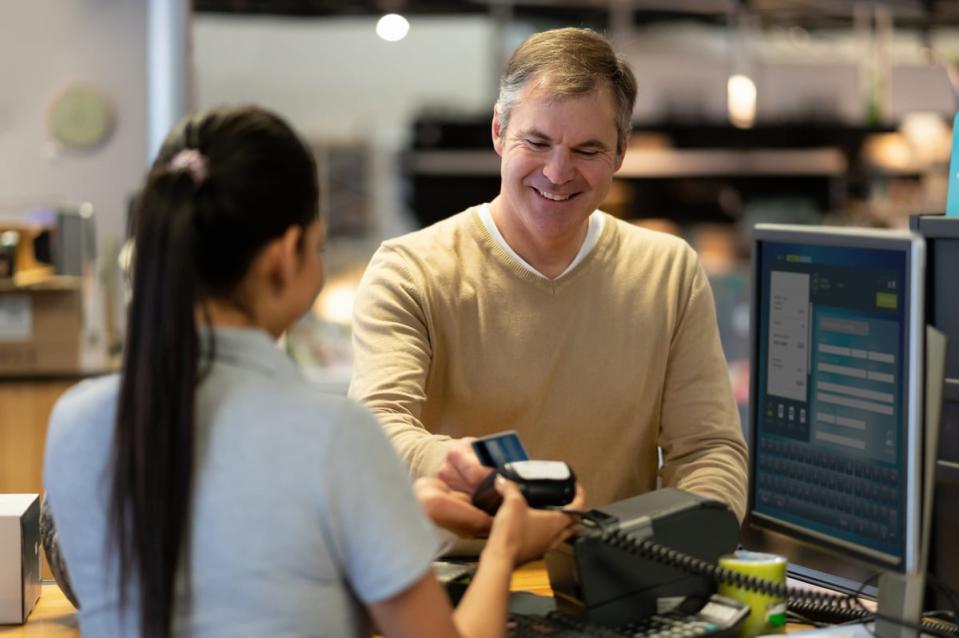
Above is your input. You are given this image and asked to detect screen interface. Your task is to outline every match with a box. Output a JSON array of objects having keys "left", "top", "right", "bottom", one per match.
[{"left": 753, "top": 240, "right": 912, "bottom": 565}]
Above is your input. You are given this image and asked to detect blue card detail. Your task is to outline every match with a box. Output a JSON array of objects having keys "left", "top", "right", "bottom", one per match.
[{"left": 472, "top": 431, "right": 529, "bottom": 467}]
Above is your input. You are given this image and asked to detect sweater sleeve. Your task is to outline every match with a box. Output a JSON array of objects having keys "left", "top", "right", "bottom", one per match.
[
  {"left": 348, "top": 244, "right": 452, "bottom": 478},
  {"left": 657, "top": 251, "right": 749, "bottom": 522}
]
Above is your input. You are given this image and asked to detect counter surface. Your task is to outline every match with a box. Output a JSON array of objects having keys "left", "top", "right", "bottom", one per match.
[{"left": 0, "top": 562, "right": 553, "bottom": 637}]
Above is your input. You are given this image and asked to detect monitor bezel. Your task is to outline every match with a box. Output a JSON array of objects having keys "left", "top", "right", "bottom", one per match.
[{"left": 745, "top": 223, "right": 925, "bottom": 576}]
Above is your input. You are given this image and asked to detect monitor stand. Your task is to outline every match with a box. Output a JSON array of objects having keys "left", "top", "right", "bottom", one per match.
[
  {"left": 877, "top": 326, "right": 950, "bottom": 638},
  {"left": 876, "top": 570, "right": 925, "bottom": 638}
]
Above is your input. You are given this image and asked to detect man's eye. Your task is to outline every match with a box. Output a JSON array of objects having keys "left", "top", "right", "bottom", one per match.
[
  {"left": 526, "top": 140, "right": 548, "bottom": 149},
  {"left": 576, "top": 149, "right": 599, "bottom": 157}
]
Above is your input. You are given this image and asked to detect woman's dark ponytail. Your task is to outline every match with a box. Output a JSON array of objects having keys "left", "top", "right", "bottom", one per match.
[{"left": 110, "top": 167, "right": 201, "bottom": 638}]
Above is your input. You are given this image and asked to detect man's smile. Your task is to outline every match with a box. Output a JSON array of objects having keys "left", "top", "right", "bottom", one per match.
[{"left": 532, "top": 187, "right": 576, "bottom": 202}]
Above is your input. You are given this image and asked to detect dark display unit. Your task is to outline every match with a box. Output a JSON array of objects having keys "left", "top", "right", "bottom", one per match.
[{"left": 908, "top": 214, "right": 959, "bottom": 611}]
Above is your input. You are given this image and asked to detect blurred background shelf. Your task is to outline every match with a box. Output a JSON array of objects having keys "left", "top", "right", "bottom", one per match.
[{"left": 406, "top": 147, "right": 847, "bottom": 177}]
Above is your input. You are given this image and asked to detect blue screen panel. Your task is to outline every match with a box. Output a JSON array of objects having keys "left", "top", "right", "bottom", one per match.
[{"left": 752, "top": 238, "right": 916, "bottom": 567}]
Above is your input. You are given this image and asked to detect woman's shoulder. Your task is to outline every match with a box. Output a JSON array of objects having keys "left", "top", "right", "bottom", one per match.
[
  {"left": 279, "top": 386, "right": 383, "bottom": 439},
  {"left": 60, "top": 372, "right": 121, "bottom": 402},
  {"left": 47, "top": 374, "right": 121, "bottom": 438},
  {"left": 44, "top": 374, "right": 121, "bottom": 484}
]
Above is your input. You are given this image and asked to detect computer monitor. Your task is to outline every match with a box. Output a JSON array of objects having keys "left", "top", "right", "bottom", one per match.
[{"left": 744, "top": 224, "right": 926, "bottom": 594}]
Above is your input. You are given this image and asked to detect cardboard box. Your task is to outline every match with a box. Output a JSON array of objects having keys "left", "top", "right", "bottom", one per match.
[
  {"left": 0, "top": 278, "right": 105, "bottom": 375},
  {"left": 0, "top": 494, "right": 40, "bottom": 624}
]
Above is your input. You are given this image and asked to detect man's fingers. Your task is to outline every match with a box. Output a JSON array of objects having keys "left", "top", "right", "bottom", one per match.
[
  {"left": 436, "top": 463, "right": 471, "bottom": 493},
  {"left": 413, "top": 476, "right": 449, "bottom": 494},
  {"left": 449, "top": 501, "right": 494, "bottom": 537},
  {"left": 429, "top": 497, "right": 493, "bottom": 537},
  {"left": 569, "top": 483, "right": 587, "bottom": 510},
  {"left": 438, "top": 438, "right": 493, "bottom": 493},
  {"left": 448, "top": 490, "right": 472, "bottom": 504},
  {"left": 447, "top": 445, "right": 492, "bottom": 489}
]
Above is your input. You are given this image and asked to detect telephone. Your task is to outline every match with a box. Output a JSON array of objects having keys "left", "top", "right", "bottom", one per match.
[
  {"left": 506, "top": 488, "right": 876, "bottom": 637},
  {"left": 501, "top": 487, "right": 959, "bottom": 638},
  {"left": 546, "top": 488, "right": 746, "bottom": 627}
]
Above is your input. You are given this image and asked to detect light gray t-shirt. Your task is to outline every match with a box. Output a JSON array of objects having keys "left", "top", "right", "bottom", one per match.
[{"left": 44, "top": 327, "right": 439, "bottom": 637}]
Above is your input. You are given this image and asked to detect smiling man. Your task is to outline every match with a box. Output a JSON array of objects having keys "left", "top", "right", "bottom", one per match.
[{"left": 349, "top": 28, "right": 748, "bottom": 529}]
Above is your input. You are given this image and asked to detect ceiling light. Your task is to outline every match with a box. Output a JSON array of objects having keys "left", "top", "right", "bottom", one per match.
[
  {"left": 376, "top": 13, "right": 409, "bottom": 42},
  {"left": 727, "top": 74, "right": 757, "bottom": 129}
]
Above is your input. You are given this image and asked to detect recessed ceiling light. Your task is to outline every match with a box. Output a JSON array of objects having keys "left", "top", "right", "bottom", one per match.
[{"left": 376, "top": 13, "right": 410, "bottom": 42}]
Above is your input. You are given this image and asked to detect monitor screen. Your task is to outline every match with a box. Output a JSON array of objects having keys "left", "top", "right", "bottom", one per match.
[{"left": 747, "top": 224, "right": 925, "bottom": 576}]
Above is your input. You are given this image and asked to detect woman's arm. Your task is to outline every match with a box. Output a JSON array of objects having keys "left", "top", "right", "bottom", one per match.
[{"left": 370, "top": 481, "right": 528, "bottom": 638}]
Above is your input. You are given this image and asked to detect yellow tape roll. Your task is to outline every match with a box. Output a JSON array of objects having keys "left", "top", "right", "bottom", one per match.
[{"left": 718, "top": 551, "right": 787, "bottom": 638}]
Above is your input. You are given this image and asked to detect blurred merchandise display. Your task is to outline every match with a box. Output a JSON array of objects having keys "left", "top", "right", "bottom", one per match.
[
  {"left": 0, "top": 205, "right": 109, "bottom": 376},
  {"left": 286, "top": 315, "right": 354, "bottom": 395},
  {"left": 284, "top": 259, "right": 370, "bottom": 394}
]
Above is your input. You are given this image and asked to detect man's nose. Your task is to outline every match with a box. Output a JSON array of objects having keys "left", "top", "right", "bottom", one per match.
[{"left": 542, "top": 149, "right": 574, "bottom": 185}]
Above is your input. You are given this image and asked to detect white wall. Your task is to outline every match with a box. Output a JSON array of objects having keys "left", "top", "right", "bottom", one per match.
[
  {"left": 194, "top": 14, "right": 497, "bottom": 139},
  {"left": 0, "top": 0, "right": 150, "bottom": 258}
]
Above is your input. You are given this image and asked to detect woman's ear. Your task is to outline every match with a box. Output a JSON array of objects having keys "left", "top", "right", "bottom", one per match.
[{"left": 267, "top": 225, "right": 304, "bottom": 295}]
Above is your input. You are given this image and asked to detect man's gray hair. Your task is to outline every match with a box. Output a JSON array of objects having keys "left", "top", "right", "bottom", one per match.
[{"left": 495, "top": 28, "right": 637, "bottom": 156}]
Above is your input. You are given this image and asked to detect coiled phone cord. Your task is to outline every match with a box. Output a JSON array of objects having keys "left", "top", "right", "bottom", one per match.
[{"left": 596, "top": 527, "right": 863, "bottom": 610}]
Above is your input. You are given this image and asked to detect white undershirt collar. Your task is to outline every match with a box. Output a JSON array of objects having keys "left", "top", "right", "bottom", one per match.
[{"left": 478, "top": 203, "right": 605, "bottom": 280}]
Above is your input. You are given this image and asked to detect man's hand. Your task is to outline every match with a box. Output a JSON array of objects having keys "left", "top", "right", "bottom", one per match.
[
  {"left": 437, "top": 437, "right": 493, "bottom": 494},
  {"left": 413, "top": 477, "right": 493, "bottom": 538}
]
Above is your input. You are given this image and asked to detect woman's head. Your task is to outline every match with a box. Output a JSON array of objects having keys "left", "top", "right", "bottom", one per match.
[{"left": 133, "top": 105, "right": 322, "bottom": 326}]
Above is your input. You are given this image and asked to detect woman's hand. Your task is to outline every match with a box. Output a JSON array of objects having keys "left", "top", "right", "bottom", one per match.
[
  {"left": 514, "top": 482, "right": 585, "bottom": 564},
  {"left": 484, "top": 479, "right": 586, "bottom": 565},
  {"left": 481, "top": 478, "right": 529, "bottom": 564},
  {"left": 416, "top": 472, "right": 586, "bottom": 566}
]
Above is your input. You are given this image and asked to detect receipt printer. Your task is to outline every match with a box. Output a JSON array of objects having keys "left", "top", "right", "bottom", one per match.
[
  {"left": 0, "top": 494, "right": 40, "bottom": 624},
  {"left": 545, "top": 488, "right": 740, "bottom": 627}
]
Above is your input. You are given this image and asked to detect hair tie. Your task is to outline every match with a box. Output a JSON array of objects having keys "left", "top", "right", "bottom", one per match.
[{"left": 170, "top": 148, "right": 209, "bottom": 184}]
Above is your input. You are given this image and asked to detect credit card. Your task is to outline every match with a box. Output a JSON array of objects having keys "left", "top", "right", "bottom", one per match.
[{"left": 472, "top": 430, "right": 529, "bottom": 468}]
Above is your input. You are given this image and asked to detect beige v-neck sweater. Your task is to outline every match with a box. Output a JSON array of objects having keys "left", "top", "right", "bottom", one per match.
[{"left": 349, "top": 206, "right": 748, "bottom": 520}]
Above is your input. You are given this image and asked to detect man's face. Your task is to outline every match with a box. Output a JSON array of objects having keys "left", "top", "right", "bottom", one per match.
[{"left": 492, "top": 80, "right": 623, "bottom": 247}]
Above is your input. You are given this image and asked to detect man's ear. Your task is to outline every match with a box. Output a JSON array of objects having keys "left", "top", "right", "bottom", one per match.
[
  {"left": 491, "top": 106, "right": 504, "bottom": 157},
  {"left": 614, "top": 131, "right": 631, "bottom": 172}
]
